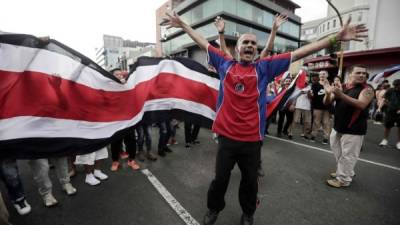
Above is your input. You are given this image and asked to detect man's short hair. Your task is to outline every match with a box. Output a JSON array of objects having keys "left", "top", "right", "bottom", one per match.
[
  {"left": 393, "top": 79, "right": 400, "bottom": 86},
  {"left": 348, "top": 64, "right": 367, "bottom": 73}
]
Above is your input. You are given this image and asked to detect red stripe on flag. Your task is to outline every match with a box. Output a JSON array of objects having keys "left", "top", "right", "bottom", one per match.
[{"left": 0, "top": 70, "right": 218, "bottom": 122}]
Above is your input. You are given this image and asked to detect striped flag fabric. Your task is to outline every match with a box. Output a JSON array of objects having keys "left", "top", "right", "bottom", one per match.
[
  {"left": 0, "top": 34, "right": 218, "bottom": 158},
  {"left": 368, "top": 64, "right": 400, "bottom": 84},
  {"left": 266, "top": 69, "right": 307, "bottom": 118},
  {"left": 281, "top": 69, "right": 308, "bottom": 108}
]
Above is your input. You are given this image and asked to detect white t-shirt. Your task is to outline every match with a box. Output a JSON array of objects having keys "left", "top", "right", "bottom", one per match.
[{"left": 295, "top": 85, "right": 311, "bottom": 110}]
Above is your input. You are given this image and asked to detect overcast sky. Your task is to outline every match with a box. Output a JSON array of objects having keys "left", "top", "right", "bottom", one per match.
[{"left": 0, "top": 0, "right": 327, "bottom": 60}]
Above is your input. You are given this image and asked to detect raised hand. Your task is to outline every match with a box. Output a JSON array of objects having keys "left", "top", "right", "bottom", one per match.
[
  {"left": 337, "top": 16, "right": 368, "bottom": 42},
  {"left": 214, "top": 16, "right": 225, "bottom": 33},
  {"left": 272, "top": 13, "right": 288, "bottom": 30},
  {"left": 165, "top": 11, "right": 184, "bottom": 29}
]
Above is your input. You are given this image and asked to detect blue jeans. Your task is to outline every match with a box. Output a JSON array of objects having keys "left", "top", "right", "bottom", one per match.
[
  {"left": 158, "top": 120, "right": 171, "bottom": 151},
  {"left": 0, "top": 159, "right": 26, "bottom": 202},
  {"left": 137, "top": 124, "right": 152, "bottom": 152}
]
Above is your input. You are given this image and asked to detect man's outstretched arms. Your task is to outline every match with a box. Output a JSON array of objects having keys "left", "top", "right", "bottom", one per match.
[
  {"left": 165, "top": 12, "right": 209, "bottom": 51},
  {"left": 291, "top": 17, "right": 368, "bottom": 62}
]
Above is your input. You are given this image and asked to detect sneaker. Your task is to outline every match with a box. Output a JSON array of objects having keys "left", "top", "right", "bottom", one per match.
[
  {"left": 127, "top": 160, "right": 140, "bottom": 170},
  {"left": 185, "top": 143, "right": 191, "bottom": 148},
  {"left": 110, "top": 161, "right": 120, "bottom": 171},
  {"left": 300, "top": 133, "right": 305, "bottom": 138},
  {"left": 94, "top": 169, "right": 108, "bottom": 180},
  {"left": 42, "top": 193, "right": 58, "bottom": 207},
  {"left": 137, "top": 151, "right": 146, "bottom": 162},
  {"left": 62, "top": 183, "right": 77, "bottom": 195},
  {"left": 322, "top": 138, "right": 328, "bottom": 145},
  {"left": 13, "top": 198, "right": 31, "bottom": 215},
  {"left": 288, "top": 135, "right": 293, "bottom": 140},
  {"left": 85, "top": 173, "right": 100, "bottom": 186},
  {"left": 310, "top": 136, "right": 315, "bottom": 142},
  {"left": 396, "top": 142, "right": 400, "bottom": 150},
  {"left": 379, "top": 139, "right": 388, "bottom": 146},
  {"left": 240, "top": 213, "right": 254, "bottom": 225},
  {"left": 171, "top": 139, "right": 178, "bottom": 145},
  {"left": 120, "top": 151, "right": 129, "bottom": 159},
  {"left": 203, "top": 210, "right": 219, "bottom": 225},
  {"left": 326, "top": 179, "right": 350, "bottom": 188},
  {"left": 146, "top": 152, "right": 158, "bottom": 161},
  {"left": 192, "top": 140, "right": 200, "bottom": 144}
]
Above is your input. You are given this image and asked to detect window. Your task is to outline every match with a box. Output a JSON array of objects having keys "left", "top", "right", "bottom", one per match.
[
  {"left": 181, "top": 11, "right": 192, "bottom": 25},
  {"left": 327, "top": 21, "right": 330, "bottom": 30},
  {"left": 237, "top": 0, "right": 252, "bottom": 21},
  {"left": 223, "top": 0, "right": 237, "bottom": 14},
  {"left": 203, "top": 0, "right": 222, "bottom": 18},
  {"left": 191, "top": 4, "right": 203, "bottom": 22},
  {"left": 263, "top": 11, "right": 274, "bottom": 27},
  {"left": 322, "top": 24, "right": 325, "bottom": 32},
  {"left": 252, "top": 7, "right": 263, "bottom": 24},
  {"left": 333, "top": 19, "right": 336, "bottom": 28},
  {"left": 237, "top": 23, "right": 251, "bottom": 35}
]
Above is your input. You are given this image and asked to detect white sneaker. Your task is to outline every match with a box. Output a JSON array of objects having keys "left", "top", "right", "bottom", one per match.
[
  {"left": 42, "top": 193, "right": 58, "bottom": 207},
  {"left": 379, "top": 139, "right": 388, "bottom": 146},
  {"left": 396, "top": 142, "right": 400, "bottom": 150},
  {"left": 85, "top": 173, "right": 100, "bottom": 186},
  {"left": 13, "top": 198, "right": 31, "bottom": 215},
  {"left": 62, "top": 183, "right": 77, "bottom": 196},
  {"left": 94, "top": 169, "right": 108, "bottom": 180}
]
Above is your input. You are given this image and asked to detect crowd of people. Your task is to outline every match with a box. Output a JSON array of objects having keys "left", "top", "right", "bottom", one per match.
[
  {"left": 1, "top": 10, "right": 398, "bottom": 225},
  {"left": 265, "top": 71, "right": 400, "bottom": 151}
]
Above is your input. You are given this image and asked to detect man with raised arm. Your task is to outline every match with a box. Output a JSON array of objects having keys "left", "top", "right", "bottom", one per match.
[{"left": 165, "top": 12, "right": 367, "bottom": 225}]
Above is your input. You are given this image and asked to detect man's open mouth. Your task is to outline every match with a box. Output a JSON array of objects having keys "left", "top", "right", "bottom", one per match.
[{"left": 244, "top": 49, "right": 254, "bottom": 55}]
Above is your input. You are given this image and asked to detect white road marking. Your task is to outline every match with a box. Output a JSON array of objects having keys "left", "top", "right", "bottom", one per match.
[
  {"left": 141, "top": 169, "right": 200, "bottom": 225},
  {"left": 266, "top": 135, "right": 400, "bottom": 172}
]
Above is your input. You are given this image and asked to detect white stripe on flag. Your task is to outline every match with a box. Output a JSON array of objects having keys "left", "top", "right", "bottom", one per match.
[
  {"left": 0, "top": 98, "right": 216, "bottom": 140},
  {"left": 0, "top": 43, "right": 219, "bottom": 92}
]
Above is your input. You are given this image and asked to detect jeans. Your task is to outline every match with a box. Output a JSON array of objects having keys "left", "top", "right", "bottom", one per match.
[
  {"left": 29, "top": 157, "right": 70, "bottom": 196},
  {"left": 137, "top": 124, "right": 152, "bottom": 152},
  {"left": 0, "top": 159, "right": 26, "bottom": 202},
  {"left": 158, "top": 120, "right": 171, "bottom": 151}
]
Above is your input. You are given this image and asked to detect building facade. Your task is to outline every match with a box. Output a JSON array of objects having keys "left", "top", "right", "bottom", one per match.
[
  {"left": 301, "top": 0, "right": 400, "bottom": 82},
  {"left": 96, "top": 34, "right": 155, "bottom": 71},
  {"left": 156, "top": 0, "right": 301, "bottom": 65}
]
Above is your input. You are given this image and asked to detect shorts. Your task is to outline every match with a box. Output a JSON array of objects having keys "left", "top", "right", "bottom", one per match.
[
  {"left": 384, "top": 112, "right": 400, "bottom": 128},
  {"left": 74, "top": 147, "right": 108, "bottom": 165}
]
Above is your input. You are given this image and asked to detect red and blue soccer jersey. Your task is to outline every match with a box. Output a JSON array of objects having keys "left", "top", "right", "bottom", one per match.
[{"left": 207, "top": 44, "right": 291, "bottom": 142}]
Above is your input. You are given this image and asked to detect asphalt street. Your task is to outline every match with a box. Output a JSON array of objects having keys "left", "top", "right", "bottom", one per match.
[{"left": 2, "top": 121, "right": 400, "bottom": 225}]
